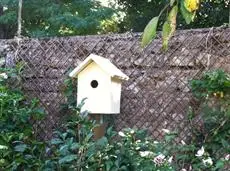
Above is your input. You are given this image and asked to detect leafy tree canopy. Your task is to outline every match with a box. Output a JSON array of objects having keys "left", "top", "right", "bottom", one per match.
[
  {"left": 0, "top": 0, "right": 114, "bottom": 38},
  {"left": 117, "top": 0, "right": 229, "bottom": 32}
]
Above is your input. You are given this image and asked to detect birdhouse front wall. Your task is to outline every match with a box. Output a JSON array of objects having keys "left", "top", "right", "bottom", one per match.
[{"left": 77, "top": 62, "right": 112, "bottom": 114}]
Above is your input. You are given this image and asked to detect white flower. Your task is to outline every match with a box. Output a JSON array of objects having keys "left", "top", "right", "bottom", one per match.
[
  {"left": 153, "top": 141, "right": 159, "bottom": 144},
  {"left": 202, "top": 157, "right": 213, "bottom": 166},
  {"left": 145, "top": 140, "right": 149, "bottom": 144},
  {"left": 0, "top": 73, "right": 8, "bottom": 79},
  {"left": 168, "top": 156, "right": 173, "bottom": 163},
  {"left": 0, "top": 145, "right": 8, "bottom": 150},
  {"left": 136, "top": 140, "right": 141, "bottom": 143},
  {"left": 153, "top": 154, "right": 166, "bottom": 165},
  {"left": 139, "top": 151, "right": 153, "bottom": 157},
  {"left": 157, "top": 154, "right": 165, "bottom": 159},
  {"left": 3, "top": 6, "right": 8, "bottom": 11},
  {"left": 130, "top": 129, "right": 135, "bottom": 134},
  {"left": 110, "top": 155, "right": 117, "bottom": 158},
  {"left": 195, "top": 146, "right": 205, "bottom": 157},
  {"left": 148, "top": 0, "right": 151, "bottom": 2},
  {"left": 135, "top": 147, "right": 140, "bottom": 150},
  {"left": 118, "top": 131, "right": 125, "bottom": 137},
  {"left": 181, "top": 140, "right": 186, "bottom": 145},
  {"left": 180, "top": 169, "right": 187, "bottom": 171},
  {"left": 162, "top": 128, "right": 170, "bottom": 134},
  {"left": 225, "top": 154, "right": 230, "bottom": 161}
]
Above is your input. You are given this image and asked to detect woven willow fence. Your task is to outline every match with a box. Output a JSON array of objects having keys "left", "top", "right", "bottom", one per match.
[{"left": 0, "top": 27, "right": 229, "bottom": 140}]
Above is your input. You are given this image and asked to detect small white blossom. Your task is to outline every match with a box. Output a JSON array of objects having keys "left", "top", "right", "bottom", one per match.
[
  {"left": 130, "top": 129, "right": 135, "bottom": 134},
  {"left": 153, "top": 141, "right": 159, "bottom": 144},
  {"left": 195, "top": 146, "right": 205, "bottom": 157},
  {"left": 135, "top": 147, "right": 140, "bottom": 150},
  {"left": 181, "top": 140, "right": 186, "bottom": 145},
  {"left": 3, "top": 7, "right": 8, "bottom": 11},
  {"left": 202, "top": 157, "right": 213, "bottom": 166},
  {"left": 145, "top": 140, "right": 149, "bottom": 144},
  {"left": 225, "top": 154, "right": 230, "bottom": 161},
  {"left": 168, "top": 156, "right": 173, "bottom": 163},
  {"left": 148, "top": 0, "right": 151, "bottom": 2},
  {"left": 118, "top": 131, "right": 125, "bottom": 137},
  {"left": 153, "top": 154, "right": 165, "bottom": 165},
  {"left": 0, "top": 73, "right": 8, "bottom": 79},
  {"left": 162, "top": 128, "right": 170, "bottom": 134},
  {"left": 110, "top": 155, "right": 117, "bottom": 158},
  {"left": 0, "top": 145, "right": 8, "bottom": 150},
  {"left": 180, "top": 169, "right": 187, "bottom": 171},
  {"left": 157, "top": 154, "right": 165, "bottom": 159},
  {"left": 139, "top": 151, "right": 153, "bottom": 157}
]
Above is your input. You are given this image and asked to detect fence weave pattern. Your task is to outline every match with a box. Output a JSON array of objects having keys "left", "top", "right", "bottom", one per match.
[{"left": 1, "top": 27, "right": 230, "bottom": 140}]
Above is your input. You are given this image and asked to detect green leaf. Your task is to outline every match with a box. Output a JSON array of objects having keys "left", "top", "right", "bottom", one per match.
[
  {"left": 105, "top": 160, "right": 114, "bottom": 171},
  {"left": 58, "top": 154, "right": 77, "bottom": 164},
  {"left": 168, "top": 5, "right": 178, "bottom": 28},
  {"left": 14, "top": 144, "right": 27, "bottom": 152},
  {"left": 180, "top": 1, "right": 196, "bottom": 24},
  {"left": 141, "top": 16, "right": 159, "bottom": 47},
  {"left": 162, "top": 5, "right": 178, "bottom": 50},
  {"left": 168, "top": 5, "right": 178, "bottom": 35},
  {"left": 59, "top": 144, "right": 69, "bottom": 155},
  {"left": 96, "top": 137, "right": 108, "bottom": 148},
  {"left": 164, "top": 133, "right": 177, "bottom": 142},
  {"left": 221, "top": 139, "right": 229, "bottom": 148},
  {"left": 135, "top": 129, "right": 148, "bottom": 140},
  {"left": 70, "top": 143, "right": 80, "bottom": 150},
  {"left": 162, "top": 21, "right": 171, "bottom": 50},
  {"left": 215, "top": 160, "right": 225, "bottom": 169},
  {"left": 50, "top": 138, "right": 63, "bottom": 145}
]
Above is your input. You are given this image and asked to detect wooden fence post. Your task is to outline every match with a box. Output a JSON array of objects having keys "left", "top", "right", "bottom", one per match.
[{"left": 91, "top": 114, "right": 106, "bottom": 140}]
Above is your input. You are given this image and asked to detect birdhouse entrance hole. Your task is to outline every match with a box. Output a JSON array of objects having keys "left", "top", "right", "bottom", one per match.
[{"left": 91, "top": 80, "right": 98, "bottom": 88}]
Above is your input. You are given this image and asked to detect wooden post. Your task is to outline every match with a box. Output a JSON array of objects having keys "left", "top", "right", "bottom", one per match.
[{"left": 91, "top": 114, "right": 106, "bottom": 140}]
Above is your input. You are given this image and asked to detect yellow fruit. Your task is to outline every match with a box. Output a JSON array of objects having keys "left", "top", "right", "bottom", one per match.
[{"left": 184, "top": 0, "right": 200, "bottom": 12}]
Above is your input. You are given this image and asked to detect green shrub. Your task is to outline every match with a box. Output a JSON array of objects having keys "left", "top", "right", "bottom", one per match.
[
  {"left": 164, "top": 70, "right": 230, "bottom": 171},
  {"left": 45, "top": 98, "right": 174, "bottom": 171},
  {"left": 188, "top": 70, "right": 230, "bottom": 170},
  {"left": 0, "top": 66, "right": 46, "bottom": 170}
]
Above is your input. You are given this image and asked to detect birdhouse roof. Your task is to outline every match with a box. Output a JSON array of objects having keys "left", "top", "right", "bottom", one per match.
[{"left": 69, "top": 54, "right": 129, "bottom": 80}]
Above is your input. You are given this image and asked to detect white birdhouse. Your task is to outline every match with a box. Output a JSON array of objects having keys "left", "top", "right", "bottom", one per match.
[{"left": 69, "top": 54, "right": 129, "bottom": 114}]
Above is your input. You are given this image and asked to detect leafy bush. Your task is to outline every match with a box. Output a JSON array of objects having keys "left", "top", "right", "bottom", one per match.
[
  {"left": 188, "top": 70, "right": 230, "bottom": 170},
  {"left": 0, "top": 66, "right": 46, "bottom": 170},
  {"left": 140, "top": 70, "right": 230, "bottom": 171},
  {"left": 45, "top": 98, "right": 174, "bottom": 171},
  {"left": 164, "top": 70, "right": 230, "bottom": 171}
]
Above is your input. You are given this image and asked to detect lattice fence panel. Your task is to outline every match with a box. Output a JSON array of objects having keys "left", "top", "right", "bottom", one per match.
[{"left": 1, "top": 27, "right": 229, "bottom": 140}]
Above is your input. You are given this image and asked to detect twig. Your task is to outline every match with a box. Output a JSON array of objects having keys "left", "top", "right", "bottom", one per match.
[
  {"left": 17, "top": 0, "right": 23, "bottom": 38},
  {"left": 205, "top": 27, "right": 213, "bottom": 70}
]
